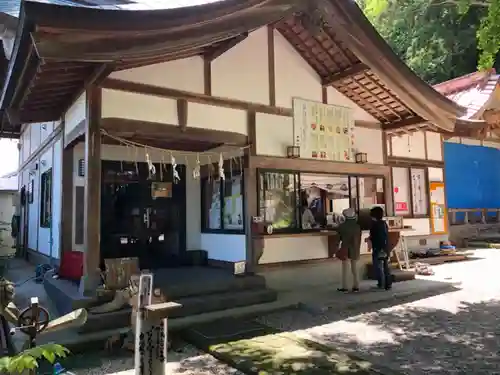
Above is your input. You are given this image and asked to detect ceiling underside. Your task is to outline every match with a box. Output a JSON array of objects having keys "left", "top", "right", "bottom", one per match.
[{"left": 0, "top": 0, "right": 465, "bottom": 138}]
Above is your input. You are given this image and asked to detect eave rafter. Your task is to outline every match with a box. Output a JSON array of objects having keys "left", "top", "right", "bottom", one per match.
[
  {"left": 321, "top": 63, "right": 369, "bottom": 86},
  {"left": 203, "top": 33, "right": 248, "bottom": 62}
]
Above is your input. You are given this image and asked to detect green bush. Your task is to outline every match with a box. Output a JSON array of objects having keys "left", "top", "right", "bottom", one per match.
[{"left": 0, "top": 344, "right": 69, "bottom": 374}]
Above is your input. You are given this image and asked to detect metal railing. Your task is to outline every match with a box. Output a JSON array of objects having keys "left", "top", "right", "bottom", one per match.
[{"left": 448, "top": 208, "right": 500, "bottom": 226}]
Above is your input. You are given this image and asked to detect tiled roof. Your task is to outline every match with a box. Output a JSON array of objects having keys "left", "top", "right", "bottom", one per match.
[{"left": 434, "top": 70, "right": 499, "bottom": 120}]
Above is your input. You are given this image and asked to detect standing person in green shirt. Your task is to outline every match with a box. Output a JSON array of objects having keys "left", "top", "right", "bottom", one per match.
[{"left": 337, "top": 208, "right": 362, "bottom": 292}]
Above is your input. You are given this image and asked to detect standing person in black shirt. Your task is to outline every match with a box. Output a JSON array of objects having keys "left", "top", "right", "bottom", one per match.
[{"left": 369, "top": 206, "right": 392, "bottom": 290}]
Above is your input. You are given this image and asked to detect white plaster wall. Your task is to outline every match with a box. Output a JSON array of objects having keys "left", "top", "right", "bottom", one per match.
[
  {"left": 0, "top": 192, "right": 16, "bottom": 249},
  {"left": 254, "top": 113, "right": 292, "bottom": 157},
  {"left": 391, "top": 132, "right": 426, "bottom": 159},
  {"left": 37, "top": 147, "right": 54, "bottom": 256},
  {"left": 353, "top": 127, "right": 384, "bottom": 164},
  {"left": 188, "top": 103, "right": 247, "bottom": 135},
  {"left": 274, "top": 31, "right": 322, "bottom": 108},
  {"left": 110, "top": 57, "right": 204, "bottom": 93},
  {"left": 51, "top": 139, "right": 62, "bottom": 259},
  {"left": 40, "top": 122, "right": 55, "bottom": 143},
  {"left": 426, "top": 131, "right": 442, "bottom": 160},
  {"left": 403, "top": 218, "right": 431, "bottom": 236},
  {"left": 30, "top": 125, "right": 41, "bottom": 155},
  {"left": 259, "top": 236, "right": 328, "bottom": 264},
  {"left": 200, "top": 234, "right": 246, "bottom": 262},
  {"left": 460, "top": 138, "right": 482, "bottom": 146},
  {"left": 101, "top": 89, "right": 178, "bottom": 125},
  {"left": 482, "top": 140, "right": 500, "bottom": 149},
  {"left": 21, "top": 129, "right": 30, "bottom": 163},
  {"left": 212, "top": 28, "right": 269, "bottom": 104},
  {"left": 27, "top": 164, "right": 39, "bottom": 251},
  {"left": 428, "top": 167, "right": 444, "bottom": 182},
  {"left": 64, "top": 92, "right": 86, "bottom": 139}
]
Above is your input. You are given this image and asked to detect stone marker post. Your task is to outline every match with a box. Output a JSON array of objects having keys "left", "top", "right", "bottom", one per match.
[{"left": 134, "top": 273, "right": 180, "bottom": 375}]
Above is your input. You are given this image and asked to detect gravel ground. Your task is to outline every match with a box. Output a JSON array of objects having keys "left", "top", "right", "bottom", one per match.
[
  {"left": 257, "top": 249, "right": 500, "bottom": 375},
  {"left": 74, "top": 341, "right": 244, "bottom": 375}
]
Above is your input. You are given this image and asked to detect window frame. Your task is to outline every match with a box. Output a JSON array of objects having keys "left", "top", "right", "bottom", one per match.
[
  {"left": 256, "top": 168, "right": 387, "bottom": 233},
  {"left": 40, "top": 168, "right": 53, "bottom": 228},
  {"left": 200, "top": 171, "right": 245, "bottom": 234},
  {"left": 391, "top": 166, "right": 430, "bottom": 218}
]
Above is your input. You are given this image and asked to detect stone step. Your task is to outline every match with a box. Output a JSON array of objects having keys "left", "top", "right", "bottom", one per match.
[
  {"left": 44, "top": 270, "right": 268, "bottom": 315},
  {"left": 80, "top": 288, "right": 278, "bottom": 334},
  {"left": 37, "top": 297, "right": 295, "bottom": 354}
]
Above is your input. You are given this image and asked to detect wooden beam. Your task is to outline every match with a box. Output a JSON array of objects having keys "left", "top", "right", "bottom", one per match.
[
  {"left": 61, "top": 133, "right": 73, "bottom": 253},
  {"left": 382, "top": 116, "right": 426, "bottom": 131},
  {"left": 321, "top": 63, "right": 369, "bottom": 86},
  {"left": 177, "top": 99, "right": 188, "bottom": 131},
  {"left": 387, "top": 156, "right": 444, "bottom": 168},
  {"left": 322, "top": 86, "right": 328, "bottom": 104},
  {"left": 203, "top": 59, "right": 211, "bottom": 96},
  {"left": 203, "top": 33, "right": 248, "bottom": 62},
  {"left": 102, "top": 117, "right": 248, "bottom": 146},
  {"left": 381, "top": 130, "right": 388, "bottom": 165},
  {"left": 423, "top": 130, "right": 429, "bottom": 160},
  {"left": 5, "top": 108, "right": 60, "bottom": 125},
  {"left": 267, "top": 26, "right": 276, "bottom": 106},
  {"left": 101, "top": 77, "right": 293, "bottom": 117},
  {"left": 62, "top": 63, "right": 112, "bottom": 117},
  {"left": 250, "top": 155, "right": 390, "bottom": 177},
  {"left": 247, "top": 111, "right": 257, "bottom": 156},
  {"left": 82, "top": 85, "right": 102, "bottom": 295}
]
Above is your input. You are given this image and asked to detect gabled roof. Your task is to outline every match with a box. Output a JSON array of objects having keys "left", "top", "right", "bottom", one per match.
[{"left": 0, "top": 0, "right": 465, "bottom": 138}]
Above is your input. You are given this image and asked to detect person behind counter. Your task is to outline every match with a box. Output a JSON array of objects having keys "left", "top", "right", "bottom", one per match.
[
  {"left": 369, "top": 206, "right": 392, "bottom": 290},
  {"left": 301, "top": 199, "right": 316, "bottom": 229},
  {"left": 336, "top": 208, "right": 361, "bottom": 293}
]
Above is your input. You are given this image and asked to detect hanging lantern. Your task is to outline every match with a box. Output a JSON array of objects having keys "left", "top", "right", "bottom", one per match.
[
  {"left": 286, "top": 145, "right": 300, "bottom": 159},
  {"left": 355, "top": 152, "right": 367, "bottom": 164}
]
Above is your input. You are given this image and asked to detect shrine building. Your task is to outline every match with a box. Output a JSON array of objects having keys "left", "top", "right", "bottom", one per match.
[{"left": 0, "top": 0, "right": 475, "bottom": 295}]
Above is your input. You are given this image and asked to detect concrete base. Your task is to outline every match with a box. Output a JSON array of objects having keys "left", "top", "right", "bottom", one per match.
[{"left": 258, "top": 256, "right": 372, "bottom": 293}]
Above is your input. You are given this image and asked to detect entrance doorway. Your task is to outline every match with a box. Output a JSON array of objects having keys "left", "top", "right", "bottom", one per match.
[{"left": 100, "top": 161, "right": 187, "bottom": 269}]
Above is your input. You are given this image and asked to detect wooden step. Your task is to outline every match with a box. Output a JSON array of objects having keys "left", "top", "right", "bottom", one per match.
[{"left": 79, "top": 288, "right": 277, "bottom": 334}]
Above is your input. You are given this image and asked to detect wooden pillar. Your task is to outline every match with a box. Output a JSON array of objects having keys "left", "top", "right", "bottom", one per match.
[
  {"left": 81, "top": 86, "right": 102, "bottom": 295},
  {"left": 244, "top": 111, "right": 258, "bottom": 273},
  {"left": 61, "top": 142, "right": 73, "bottom": 253}
]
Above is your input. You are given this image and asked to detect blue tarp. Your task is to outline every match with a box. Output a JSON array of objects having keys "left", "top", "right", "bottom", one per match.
[{"left": 444, "top": 142, "right": 500, "bottom": 209}]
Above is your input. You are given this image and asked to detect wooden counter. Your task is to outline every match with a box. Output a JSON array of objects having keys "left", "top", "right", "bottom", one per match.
[{"left": 253, "top": 230, "right": 339, "bottom": 239}]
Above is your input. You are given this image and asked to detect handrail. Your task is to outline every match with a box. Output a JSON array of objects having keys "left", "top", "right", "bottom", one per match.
[{"left": 448, "top": 208, "right": 500, "bottom": 225}]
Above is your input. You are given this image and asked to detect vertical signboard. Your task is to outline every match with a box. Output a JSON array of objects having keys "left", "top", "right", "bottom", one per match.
[
  {"left": 429, "top": 181, "right": 448, "bottom": 234},
  {"left": 292, "top": 98, "right": 354, "bottom": 162}
]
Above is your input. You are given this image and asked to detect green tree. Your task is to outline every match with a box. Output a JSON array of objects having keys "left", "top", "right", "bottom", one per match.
[{"left": 361, "top": 0, "right": 498, "bottom": 83}]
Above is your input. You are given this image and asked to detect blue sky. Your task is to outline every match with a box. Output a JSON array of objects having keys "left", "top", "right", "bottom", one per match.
[{"left": 0, "top": 138, "right": 18, "bottom": 177}]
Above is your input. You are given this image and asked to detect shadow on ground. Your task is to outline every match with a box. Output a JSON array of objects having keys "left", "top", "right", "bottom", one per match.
[
  {"left": 180, "top": 282, "right": 461, "bottom": 374},
  {"left": 303, "top": 298, "right": 500, "bottom": 374}
]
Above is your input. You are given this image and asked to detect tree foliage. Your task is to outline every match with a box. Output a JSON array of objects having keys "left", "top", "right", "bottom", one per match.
[
  {"left": 0, "top": 344, "right": 69, "bottom": 374},
  {"left": 360, "top": 0, "right": 499, "bottom": 84}
]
